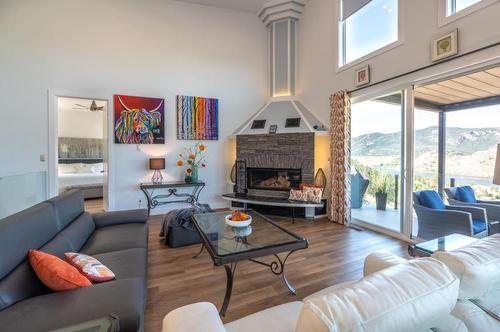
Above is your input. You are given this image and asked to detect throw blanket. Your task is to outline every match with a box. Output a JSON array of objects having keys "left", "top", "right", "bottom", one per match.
[{"left": 159, "top": 204, "right": 213, "bottom": 244}]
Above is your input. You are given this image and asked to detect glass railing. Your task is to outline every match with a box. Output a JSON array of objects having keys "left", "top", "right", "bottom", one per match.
[{"left": 0, "top": 171, "right": 47, "bottom": 219}]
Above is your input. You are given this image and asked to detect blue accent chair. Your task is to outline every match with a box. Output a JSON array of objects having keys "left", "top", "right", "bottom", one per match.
[
  {"left": 351, "top": 170, "right": 370, "bottom": 209},
  {"left": 413, "top": 190, "right": 489, "bottom": 240},
  {"left": 445, "top": 186, "right": 500, "bottom": 228}
]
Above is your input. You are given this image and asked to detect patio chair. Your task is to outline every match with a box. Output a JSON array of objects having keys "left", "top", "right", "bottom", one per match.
[
  {"left": 351, "top": 170, "right": 370, "bottom": 209},
  {"left": 413, "top": 190, "right": 489, "bottom": 240},
  {"left": 445, "top": 185, "right": 500, "bottom": 223}
]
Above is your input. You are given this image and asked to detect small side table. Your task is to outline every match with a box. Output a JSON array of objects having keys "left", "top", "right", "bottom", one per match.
[
  {"left": 408, "top": 233, "right": 478, "bottom": 257},
  {"left": 140, "top": 181, "right": 205, "bottom": 215}
]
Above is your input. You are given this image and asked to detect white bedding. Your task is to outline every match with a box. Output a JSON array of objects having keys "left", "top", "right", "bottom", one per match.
[{"left": 58, "top": 172, "right": 104, "bottom": 191}]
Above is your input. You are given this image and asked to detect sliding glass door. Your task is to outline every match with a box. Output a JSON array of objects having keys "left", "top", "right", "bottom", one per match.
[{"left": 351, "top": 92, "right": 404, "bottom": 233}]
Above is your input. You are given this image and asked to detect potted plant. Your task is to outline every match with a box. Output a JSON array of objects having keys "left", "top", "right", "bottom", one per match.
[
  {"left": 177, "top": 142, "right": 207, "bottom": 183},
  {"left": 373, "top": 174, "right": 390, "bottom": 211}
]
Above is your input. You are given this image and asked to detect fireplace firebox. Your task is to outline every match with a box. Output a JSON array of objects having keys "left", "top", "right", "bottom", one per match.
[{"left": 246, "top": 168, "right": 301, "bottom": 191}]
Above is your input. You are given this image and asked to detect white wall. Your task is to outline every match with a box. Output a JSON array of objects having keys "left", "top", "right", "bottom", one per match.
[
  {"left": 0, "top": 0, "right": 268, "bottom": 212},
  {"left": 58, "top": 102, "right": 104, "bottom": 139},
  {"left": 298, "top": 0, "right": 500, "bottom": 121}
]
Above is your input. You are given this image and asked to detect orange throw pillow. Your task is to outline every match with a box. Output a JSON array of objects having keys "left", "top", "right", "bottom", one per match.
[{"left": 28, "top": 250, "right": 92, "bottom": 291}]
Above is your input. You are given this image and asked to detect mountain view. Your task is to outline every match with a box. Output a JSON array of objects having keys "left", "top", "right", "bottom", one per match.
[{"left": 353, "top": 127, "right": 500, "bottom": 179}]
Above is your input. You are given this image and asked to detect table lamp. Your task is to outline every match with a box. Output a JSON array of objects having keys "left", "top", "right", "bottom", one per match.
[
  {"left": 150, "top": 158, "right": 165, "bottom": 184},
  {"left": 494, "top": 144, "right": 500, "bottom": 185}
]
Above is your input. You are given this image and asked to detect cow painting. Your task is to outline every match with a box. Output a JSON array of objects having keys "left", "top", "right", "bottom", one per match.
[{"left": 114, "top": 95, "right": 165, "bottom": 144}]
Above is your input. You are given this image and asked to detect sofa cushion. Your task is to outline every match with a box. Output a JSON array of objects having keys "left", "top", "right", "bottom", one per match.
[
  {"left": 295, "top": 258, "right": 459, "bottom": 332},
  {"left": 80, "top": 223, "right": 148, "bottom": 255},
  {"left": 0, "top": 202, "right": 58, "bottom": 310},
  {"left": 225, "top": 301, "right": 303, "bottom": 332},
  {"left": 65, "top": 252, "right": 116, "bottom": 283},
  {"left": 93, "top": 248, "right": 148, "bottom": 282},
  {"left": 451, "top": 299, "right": 500, "bottom": 332},
  {"left": 59, "top": 212, "right": 95, "bottom": 252},
  {"left": 432, "top": 234, "right": 500, "bottom": 300},
  {"left": 456, "top": 186, "right": 477, "bottom": 203},
  {"left": 28, "top": 250, "right": 91, "bottom": 291},
  {"left": 0, "top": 202, "right": 57, "bottom": 280},
  {"left": 47, "top": 189, "right": 85, "bottom": 231},
  {"left": 0, "top": 278, "right": 145, "bottom": 332},
  {"left": 419, "top": 190, "right": 446, "bottom": 210},
  {"left": 473, "top": 220, "right": 487, "bottom": 234}
]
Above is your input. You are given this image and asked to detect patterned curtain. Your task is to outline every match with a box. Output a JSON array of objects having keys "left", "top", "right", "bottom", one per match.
[{"left": 328, "top": 90, "right": 351, "bottom": 225}]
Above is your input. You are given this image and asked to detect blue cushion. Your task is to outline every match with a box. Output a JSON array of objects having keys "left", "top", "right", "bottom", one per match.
[
  {"left": 456, "top": 186, "right": 477, "bottom": 203},
  {"left": 473, "top": 220, "right": 487, "bottom": 234},
  {"left": 418, "top": 190, "right": 446, "bottom": 210}
]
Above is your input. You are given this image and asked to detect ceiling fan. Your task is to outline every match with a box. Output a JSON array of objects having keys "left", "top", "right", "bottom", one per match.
[{"left": 72, "top": 100, "right": 105, "bottom": 112}]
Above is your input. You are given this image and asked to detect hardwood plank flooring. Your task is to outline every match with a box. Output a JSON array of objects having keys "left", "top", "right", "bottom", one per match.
[
  {"left": 84, "top": 198, "right": 104, "bottom": 214},
  {"left": 145, "top": 215, "right": 409, "bottom": 331}
]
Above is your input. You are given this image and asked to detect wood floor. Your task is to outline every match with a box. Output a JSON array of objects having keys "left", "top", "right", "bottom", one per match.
[
  {"left": 144, "top": 215, "right": 410, "bottom": 331},
  {"left": 84, "top": 198, "right": 104, "bottom": 214}
]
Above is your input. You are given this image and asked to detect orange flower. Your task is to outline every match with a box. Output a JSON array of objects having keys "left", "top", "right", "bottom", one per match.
[
  {"left": 176, "top": 160, "right": 184, "bottom": 167},
  {"left": 189, "top": 153, "right": 196, "bottom": 160},
  {"left": 198, "top": 144, "right": 206, "bottom": 151}
]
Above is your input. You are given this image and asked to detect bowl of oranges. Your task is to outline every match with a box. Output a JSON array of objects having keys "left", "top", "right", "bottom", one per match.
[{"left": 225, "top": 210, "right": 252, "bottom": 227}]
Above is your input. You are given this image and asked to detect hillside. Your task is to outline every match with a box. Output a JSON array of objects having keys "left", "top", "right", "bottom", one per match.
[{"left": 352, "top": 127, "right": 500, "bottom": 178}]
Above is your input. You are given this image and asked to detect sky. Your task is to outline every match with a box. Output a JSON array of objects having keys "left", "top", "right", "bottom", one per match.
[{"left": 352, "top": 100, "right": 500, "bottom": 138}]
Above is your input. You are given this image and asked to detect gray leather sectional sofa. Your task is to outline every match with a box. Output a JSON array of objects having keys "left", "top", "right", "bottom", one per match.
[{"left": 0, "top": 190, "right": 149, "bottom": 332}]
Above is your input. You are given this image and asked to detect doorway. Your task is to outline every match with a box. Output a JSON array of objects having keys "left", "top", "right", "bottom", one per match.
[{"left": 49, "top": 94, "right": 109, "bottom": 213}]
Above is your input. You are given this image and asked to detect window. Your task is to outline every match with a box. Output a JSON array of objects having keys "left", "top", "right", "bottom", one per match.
[
  {"left": 339, "top": 0, "right": 399, "bottom": 67},
  {"left": 446, "top": 0, "right": 481, "bottom": 15}
]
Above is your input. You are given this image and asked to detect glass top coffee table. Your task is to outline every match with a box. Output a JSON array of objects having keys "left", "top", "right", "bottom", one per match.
[
  {"left": 411, "top": 233, "right": 478, "bottom": 256},
  {"left": 192, "top": 210, "right": 308, "bottom": 315}
]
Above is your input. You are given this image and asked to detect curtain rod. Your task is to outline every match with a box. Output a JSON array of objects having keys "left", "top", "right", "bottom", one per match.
[{"left": 348, "top": 41, "right": 500, "bottom": 94}]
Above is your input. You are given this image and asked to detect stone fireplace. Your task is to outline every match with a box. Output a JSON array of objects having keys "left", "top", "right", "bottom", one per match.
[{"left": 236, "top": 132, "right": 314, "bottom": 198}]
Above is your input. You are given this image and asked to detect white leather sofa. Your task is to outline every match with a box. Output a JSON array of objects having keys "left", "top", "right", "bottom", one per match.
[
  {"left": 162, "top": 234, "right": 500, "bottom": 332},
  {"left": 431, "top": 234, "right": 500, "bottom": 332}
]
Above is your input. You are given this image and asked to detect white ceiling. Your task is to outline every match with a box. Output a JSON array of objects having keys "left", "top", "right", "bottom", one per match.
[
  {"left": 58, "top": 97, "right": 107, "bottom": 112},
  {"left": 174, "top": 0, "right": 269, "bottom": 12}
]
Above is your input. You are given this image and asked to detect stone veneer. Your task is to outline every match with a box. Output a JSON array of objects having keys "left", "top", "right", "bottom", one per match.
[{"left": 236, "top": 133, "right": 314, "bottom": 198}]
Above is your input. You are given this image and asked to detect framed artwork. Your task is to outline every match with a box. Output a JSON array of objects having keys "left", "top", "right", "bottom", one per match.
[
  {"left": 114, "top": 94, "right": 164, "bottom": 144},
  {"left": 269, "top": 124, "right": 278, "bottom": 134},
  {"left": 177, "top": 95, "right": 219, "bottom": 140},
  {"left": 432, "top": 29, "right": 458, "bottom": 62},
  {"left": 355, "top": 65, "right": 370, "bottom": 86}
]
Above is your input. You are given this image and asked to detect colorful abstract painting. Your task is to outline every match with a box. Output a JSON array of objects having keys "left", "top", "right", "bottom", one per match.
[
  {"left": 176, "top": 95, "right": 219, "bottom": 140},
  {"left": 114, "top": 94, "right": 165, "bottom": 144}
]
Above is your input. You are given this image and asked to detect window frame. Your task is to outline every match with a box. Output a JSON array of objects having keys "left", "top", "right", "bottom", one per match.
[
  {"left": 438, "top": 0, "right": 499, "bottom": 27},
  {"left": 337, "top": 0, "right": 404, "bottom": 71}
]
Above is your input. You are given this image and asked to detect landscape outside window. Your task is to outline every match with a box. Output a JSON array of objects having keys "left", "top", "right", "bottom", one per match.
[{"left": 445, "top": 105, "right": 500, "bottom": 199}]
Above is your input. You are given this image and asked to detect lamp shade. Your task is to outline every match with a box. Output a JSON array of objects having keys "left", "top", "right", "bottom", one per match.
[
  {"left": 149, "top": 158, "right": 165, "bottom": 170},
  {"left": 494, "top": 144, "right": 500, "bottom": 185}
]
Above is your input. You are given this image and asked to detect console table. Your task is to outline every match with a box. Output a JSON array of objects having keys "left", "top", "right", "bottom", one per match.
[{"left": 140, "top": 181, "right": 205, "bottom": 215}]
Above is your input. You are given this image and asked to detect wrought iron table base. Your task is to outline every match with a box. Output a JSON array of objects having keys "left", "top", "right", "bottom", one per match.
[
  {"left": 140, "top": 183, "right": 204, "bottom": 215},
  {"left": 219, "top": 250, "right": 296, "bottom": 316}
]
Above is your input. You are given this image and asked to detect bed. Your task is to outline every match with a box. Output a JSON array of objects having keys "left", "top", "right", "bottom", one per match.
[{"left": 58, "top": 158, "right": 104, "bottom": 199}]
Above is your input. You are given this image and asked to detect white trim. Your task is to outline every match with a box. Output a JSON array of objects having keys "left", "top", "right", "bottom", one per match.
[
  {"left": 351, "top": 218, "right": 415, "bottom": 243},
  {"left": 337, "top": 0, "right": 404, "bottom": 71},
  {"left": 287, "top": 19, "right": 291, "bottom": 95},
  {"left": 272, "top": 21, "right": 277, "bottom": 96},
  {"left": 291, "top": 100, "right": 313, "bottom": 131},
  {"left": 438, "top": 0, "right": 500, "bottom": 27},
  {"left": 47, "top": 89, "right": 112, "bottom": 211},
  {"left": 233, "top": 101, "right": 272, "bottom": 135},
  {"left": 403, "top": 86, "right": 415, "bottom": 238}
]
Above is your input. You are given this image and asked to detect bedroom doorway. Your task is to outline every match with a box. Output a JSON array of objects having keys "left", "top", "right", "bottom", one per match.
[{"left": 55, "top": 96, "right": 108, "bottom": 213}]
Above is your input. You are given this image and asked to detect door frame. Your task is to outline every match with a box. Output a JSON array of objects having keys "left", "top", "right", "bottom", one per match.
[{"left": 47, "top": 89, "right": 113, "bottom": 211}]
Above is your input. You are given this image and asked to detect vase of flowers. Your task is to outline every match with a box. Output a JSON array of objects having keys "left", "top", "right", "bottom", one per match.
[{"left": 177, "top": 143, "right": 206, "bottom": 183}]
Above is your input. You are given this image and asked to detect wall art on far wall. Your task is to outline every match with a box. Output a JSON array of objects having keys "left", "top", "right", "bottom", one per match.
[
  {"left": 114, "top": 94, "right": 165, "bottom": 144},
  {"left": 355, "top": 65, "right": 370, "bottom": 86},
  {"left": 177, "top": 95, "right": 219, "bottom": 140},
  {"left": 432, "top": 29, "right": 458, "bottom": 62}
]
